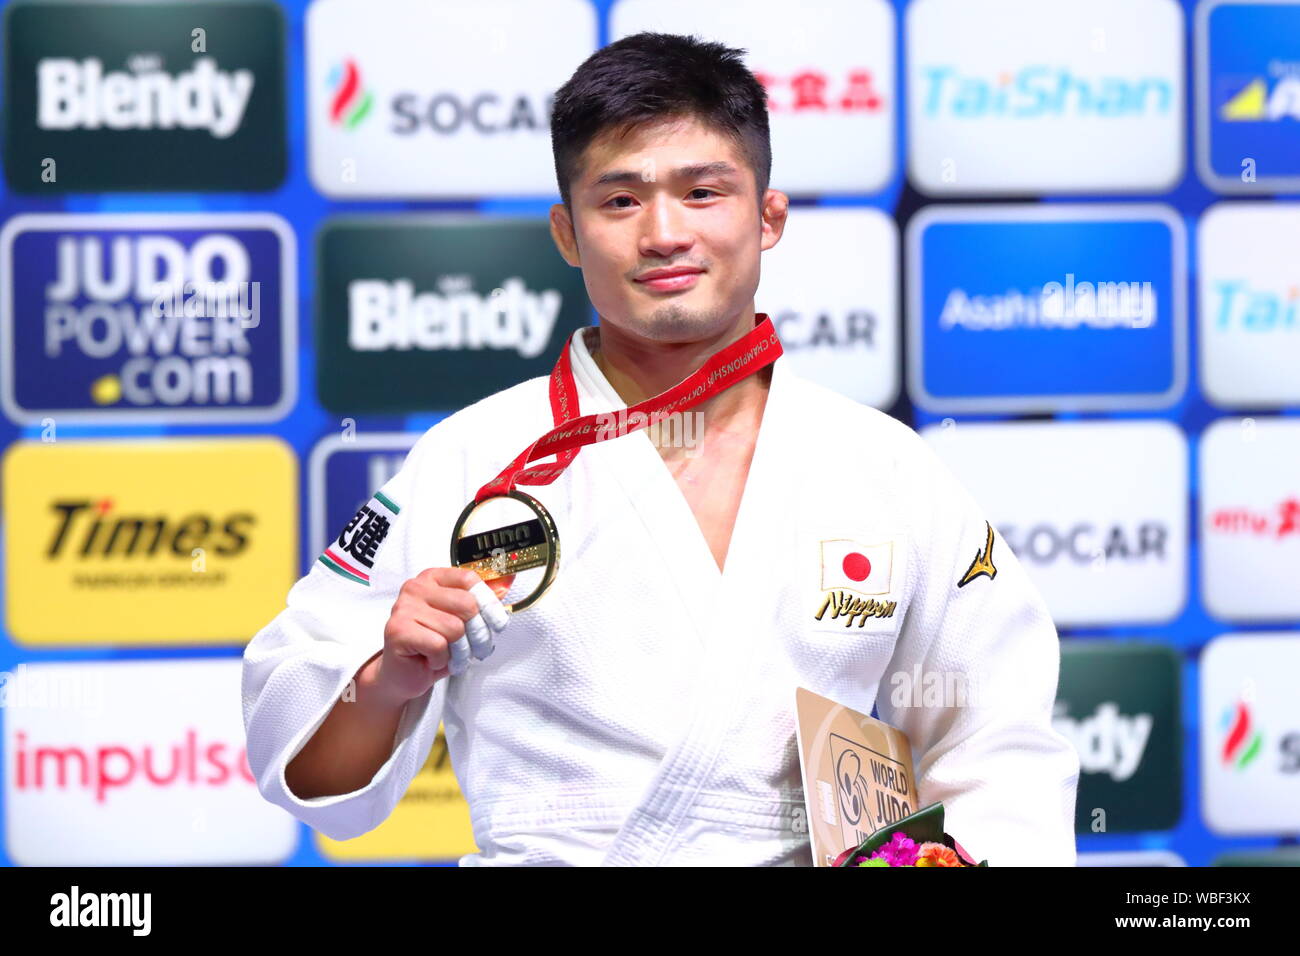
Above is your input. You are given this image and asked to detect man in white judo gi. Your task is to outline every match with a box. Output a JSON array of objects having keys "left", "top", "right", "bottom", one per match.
[{"left": 242, "top": 31, "right": 1080, "bottom": 866}]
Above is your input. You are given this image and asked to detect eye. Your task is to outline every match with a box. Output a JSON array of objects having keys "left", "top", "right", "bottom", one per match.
[
  {"left": 603, "top": 195, "right": 636, "bottom": 209},
  {"left": 689, "top": 188, "right": 719, "bottom": 200}
]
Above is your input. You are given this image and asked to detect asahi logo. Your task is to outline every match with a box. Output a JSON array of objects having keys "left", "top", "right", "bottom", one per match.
[
  {"left": 347, "top": 275, "right": 559, "bottom": 358},
  {"left": 46, "top": 499, "right": 255, "bottom": 559},
  {"left": 38, "top": 55, "right": 254, "bottom": 139}
]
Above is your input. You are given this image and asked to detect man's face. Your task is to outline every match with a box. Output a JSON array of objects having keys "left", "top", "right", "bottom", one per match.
[{"left": 550, "top": 114, "right": 787, "bottom": 343}]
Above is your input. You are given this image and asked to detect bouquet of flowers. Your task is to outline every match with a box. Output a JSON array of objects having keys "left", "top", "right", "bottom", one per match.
[{"left": 832, "top": 802, "right": 988, "bottom": 867}]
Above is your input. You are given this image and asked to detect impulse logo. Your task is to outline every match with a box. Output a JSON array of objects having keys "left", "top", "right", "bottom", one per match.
[
  {"left": 328, "top": 58, "right": 373, "bottom": 130},
  {"left": 1220, "top": 697, "right": 1264, "bottom": 771},
  {"left": 13, "top": 728, "right": 255, "bottom": 803},
  {"left": 918, "top": 66, "right": 1173, "bottom": 118}
]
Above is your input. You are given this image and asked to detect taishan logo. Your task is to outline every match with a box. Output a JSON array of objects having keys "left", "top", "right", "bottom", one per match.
[
  {"left": 328, "top": 58, "right": 372, "bottom": 130},
  {"left": 47, "top": 499, "right": 255, "bottom": 560}
]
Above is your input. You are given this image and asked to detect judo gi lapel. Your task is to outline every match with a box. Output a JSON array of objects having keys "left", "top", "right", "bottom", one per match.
[{"left": 567, "top": 332, "right": 802, "bottom": 866}]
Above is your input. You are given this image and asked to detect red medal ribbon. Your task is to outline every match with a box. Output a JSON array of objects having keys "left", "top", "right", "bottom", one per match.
[{"left": 474, "top": 313, "right": 783, "bottom": 503}]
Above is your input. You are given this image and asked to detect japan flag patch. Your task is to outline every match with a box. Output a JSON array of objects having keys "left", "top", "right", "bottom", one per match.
[{"left": 820, "top": 539, "right": 894, "bottom": 596}]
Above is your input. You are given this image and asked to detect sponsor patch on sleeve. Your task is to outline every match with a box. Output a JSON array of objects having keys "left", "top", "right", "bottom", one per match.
[
  {"left": 319, "top": 490, "right": 401, "bottom": 586},
  {"left": 957, "top": 520, "right": 998, "bottom": 588}
]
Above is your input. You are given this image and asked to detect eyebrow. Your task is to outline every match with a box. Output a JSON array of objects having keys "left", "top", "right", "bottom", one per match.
[{"left": 588, "top": 161, "right": 741, "bottom": 189}]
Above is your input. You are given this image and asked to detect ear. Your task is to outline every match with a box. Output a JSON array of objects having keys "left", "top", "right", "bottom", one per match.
[
  {"left": 759, "top": 189, "right": 789, "bottom": 252},
  {"left": 549, "top": 202, "right": 581, "bottom": 267}
]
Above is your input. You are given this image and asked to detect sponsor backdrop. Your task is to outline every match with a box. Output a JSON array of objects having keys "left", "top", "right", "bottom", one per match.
[{"left": 0, "top": 0, "right": 1296, "bottom": 867}]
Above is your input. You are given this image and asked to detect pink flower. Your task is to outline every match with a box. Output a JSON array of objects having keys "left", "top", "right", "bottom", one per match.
[{"left": 869, "top": 832, "right": 920, "bottom": 867}]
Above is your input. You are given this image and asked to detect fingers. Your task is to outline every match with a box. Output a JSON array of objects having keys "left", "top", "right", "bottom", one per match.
[
  {"left": 470, "top": 579, "right": 511, "bottom": 631},
  {"left": 446, "top": 632, "right": 472, "bottom": 676},
  {"left": 398, "top": 568, "right": 514, "bottom": 674}
]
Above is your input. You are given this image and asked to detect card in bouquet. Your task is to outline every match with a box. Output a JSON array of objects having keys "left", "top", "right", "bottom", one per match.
[{"left": 793, "top": 686, "right": 919, "bottom": 867}]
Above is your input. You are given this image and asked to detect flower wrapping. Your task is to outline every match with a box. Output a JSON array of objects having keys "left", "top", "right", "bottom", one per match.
[{"left": 831, "top": 801, "right": 989, "bottom": 867}]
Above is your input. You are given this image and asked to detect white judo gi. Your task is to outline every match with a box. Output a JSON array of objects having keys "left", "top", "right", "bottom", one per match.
[{"left": 241, "top": 324, "right": 1080, "bottom": 866}]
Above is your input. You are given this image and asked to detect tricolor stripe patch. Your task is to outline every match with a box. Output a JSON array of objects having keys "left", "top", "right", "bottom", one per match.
[{"left": 319, "top": 548, "right": 371, "bottom": 585}]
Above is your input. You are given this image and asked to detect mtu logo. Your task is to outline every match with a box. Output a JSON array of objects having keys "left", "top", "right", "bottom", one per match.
[
  {"left": 1197, "top": 0, "right": 1300, "bottom": 189},
  {"left": 0, "top": 213, "right": 295, "bottom": 424},
  {"left": 907, "top": 205, "right": 1186, "bottom": 413},
  {"left": 917, "top": 65, "right": 1173, "bottom": 118}
]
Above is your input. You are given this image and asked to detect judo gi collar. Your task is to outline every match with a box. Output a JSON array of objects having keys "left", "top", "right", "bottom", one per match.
[{"left": 450, "top": 313, "right": 784, "bottom": 612}]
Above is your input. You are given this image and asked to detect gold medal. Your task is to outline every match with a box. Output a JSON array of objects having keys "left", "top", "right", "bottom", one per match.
[{"left": 449, "top": 489, "right": 560, "bottom": 613}]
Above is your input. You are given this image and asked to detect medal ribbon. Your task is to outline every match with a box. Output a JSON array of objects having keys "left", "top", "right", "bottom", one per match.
[{"left": 473, "top": 313, "right": 783, "bottom": 503}]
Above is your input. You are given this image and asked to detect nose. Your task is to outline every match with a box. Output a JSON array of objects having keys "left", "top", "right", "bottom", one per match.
[{"left": 639, "top": 194, "right": 694, "bottom": 260}]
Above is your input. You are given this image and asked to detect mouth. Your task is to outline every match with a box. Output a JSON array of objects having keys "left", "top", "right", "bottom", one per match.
[{"left": 634, "top": 268, "right": 704, "bottom": 293}]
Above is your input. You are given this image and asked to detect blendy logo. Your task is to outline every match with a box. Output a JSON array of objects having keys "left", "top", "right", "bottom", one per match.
[
  {"left": 38, "top": 55, "right": 253, "bottom": 139},
  {"left": 4, "top": 1, "right": 286, "bottom": 192},
  {"left": 1, "top": 213, "right": 295, "bottom": 424},
  {"left": 1053, "top": 700, "right": 1152, "bottom": 783},
  {"left": 813, "top": 539, "right": 898, "bottom": 628},
  {"left": 348, "top": 274, "right": 558, "bottom": 359}
]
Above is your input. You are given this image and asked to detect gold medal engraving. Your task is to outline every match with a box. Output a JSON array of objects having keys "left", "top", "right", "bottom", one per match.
[{"left": 450, "top": 490, "right": 560, "bottom": 613}]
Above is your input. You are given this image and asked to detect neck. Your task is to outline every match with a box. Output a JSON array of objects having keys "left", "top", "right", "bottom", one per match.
[{"left": 589, "top": 308, "right": 772, "bottom": 453}]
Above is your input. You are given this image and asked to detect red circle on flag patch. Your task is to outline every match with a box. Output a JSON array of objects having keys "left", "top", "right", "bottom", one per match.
[{"left": 842, "top": 552, "right": 871, "bottom": 581}]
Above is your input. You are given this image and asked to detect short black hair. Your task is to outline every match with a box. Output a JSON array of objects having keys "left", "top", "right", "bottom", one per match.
[{"left": 550, "top": 31, "right": 772, "bottom": 212}]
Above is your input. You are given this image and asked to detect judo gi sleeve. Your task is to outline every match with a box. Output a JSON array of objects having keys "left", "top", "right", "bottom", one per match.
[
  {"left": 241, "top": 435, "right": 447, "bottom": 842},
  {"left": 874, "top": 447, "right": 1081, "bottom": 866}
]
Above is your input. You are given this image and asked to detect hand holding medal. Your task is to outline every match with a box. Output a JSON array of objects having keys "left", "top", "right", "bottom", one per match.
[{"left": 449, "top": 313, "right": 783, "bottom": 622}]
